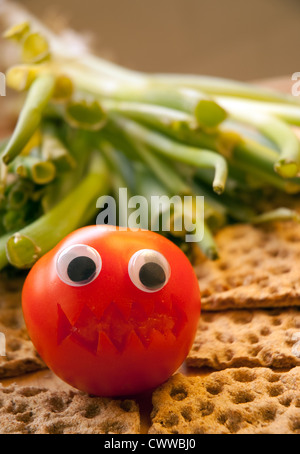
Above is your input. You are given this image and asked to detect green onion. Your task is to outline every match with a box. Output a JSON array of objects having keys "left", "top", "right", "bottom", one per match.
[
  {"left": 0, "top": 232, "right": 12, "bottom": 270},
  {"left": 2, "top": 74, "right": 56, "bottom": 165},
  {"left": 2, "top": 8, "right": 300, "bottom": 269},
  {"left": 217, "top": 101, "right": 300, "bottom": 178},
  {"left": 7, "top": 179, "right": 34, "bottom": 209},
  {"left": 196, "top": 221, "right": 219, "bottom": 260},
  {"left": 41, "top": 130, "right": 76, "bottom": 172},
  {"left": 110, "top": 115, "right": 228, "bottom": 194},
  {"left": 10, "top": 155, "right": 56, "bottom": 185},
  {"left": 5, "top": 154, "right": 110, "bottom": 269}
]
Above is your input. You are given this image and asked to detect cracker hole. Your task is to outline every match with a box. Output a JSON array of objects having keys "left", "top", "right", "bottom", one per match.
[
  {"left": 16, "top": 411, "right": 33, "bottom": 424},
  {"left": 205, "top": 381, "right": 223, "bottom": 395},
  {"left": 82, "top": 402, "right": 101, "bottom": 419},
  {"left": 247, "top": 333, "right": 259, "bottom": 344},
  {"left": 232, "top": 369, "right": 256, "bottom": 383},
  {"left": 260, "top": 404, "right": 277, "bottom": 422},
  {"left": 18, "top": 387, "right": 46, "bottom": 397},
  {"left": 289, "top": 416, "right": 300, "bottom": 432},
  {"left": 161, "top": 413, "right": 179, "bottom": 428},
  {"left": 294, "top": 397, "right": 300, "bottom": 408},
  {"left": 218, "top": 410, "right": 242, "bottom": 434},
  {"left": 1, "top": 388, "right": 14, "bottom": 394},
  {"left": 7, "top": 401, "right": 28, "bottom": 414},
  {"left": 170, "top": 386, "right": 188, "bottom": 401},
  {"left": 215, "top": 332, "right": 234, "bottom": 344},
  {"left": 267, "top": 248, "right": 279, "bottom": 257},
  {"left": 267, "top": 373, "right": 281, "bottom": 383},
  {"left": 248, "top": 345, "right": 263, "bottom": 357},
  {"left": 271, "top": 317, "right": 282, "bottom": 326},
  {"left": 268, "top": 384, "right": 284, "bottom": 397},
  {"left": 201, "top": 314, "right": 215, "bottom": 323},
  {"left": 181, "top": 406, "right": 193, "bottom": 422},
  {"left": 225, "top": 349, "right": 234, "bottom": 361},
  {"left": 287, "top": 234, "right": 300, "bottom": 243},
  {"left": 7, "top": 339, "right": 22, "bottom": 352},
  {"left": 46, "top": 396, "right": 69, "bottom": 413},
  {"left": 232, "top": 390, "right": 255, "bottom": 404},
  {"left": 260, "top": 326, "right": 271, "bottom": 336},
  {"left": 120, "top": 400, "right": 135, "bottom": 413},
  {"left": 44, "top": 421, "right": 67, "bottom": 434},
  {"left": 232, "top": 312, "right": 253, "bottom": 325},
  {"left": 196, "top": 399, "right": 215, "bottom": 416},
  {"left": 218, "top": 262, "right": 229, "bottom": 271},
  {"left": 279, "top": 395, "right": 293, "bottom": 407}
]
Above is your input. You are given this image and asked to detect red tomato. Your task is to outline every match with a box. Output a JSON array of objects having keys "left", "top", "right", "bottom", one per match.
[{"left": 22, "top": 226, "right": 201, "bottom": 396}]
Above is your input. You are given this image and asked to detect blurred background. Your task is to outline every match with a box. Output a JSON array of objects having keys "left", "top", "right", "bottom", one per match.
[{"left": 11, "top": 0, "right": 300, "bottom": 82}]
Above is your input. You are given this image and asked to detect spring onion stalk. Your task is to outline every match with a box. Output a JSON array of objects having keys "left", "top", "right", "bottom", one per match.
[
  {"left": 191, "top": 183, "right": 227, "bottom": 230},
  {"left": 41, "top": 130, "right": 76, "bottom": 172},
  {"left": 102, "top": 99, "right": 299, "bottom": 188},
  {"left": 66, "top": 69, "right": 227, "bottom": 129},
  {"left": 3, "top": 5, "right": 300, "bottom": 267},
  {"left": 3, "top": 21, "right": 31, "bottom": 41},
  {"left": 3, "top": 210, "right": 26, "bottom": 233},
  {"left": 102, "top": 99, "right": 192, "bottom": 132},
  {"left": 152, "top": 74, "right": 300, "bottom": 105},
  {"left": 121, "top": 136, "right": 191, "bottom": 196},
  {"left": 7, "top": 179, "right": 34, "bottom": 209},
  {"left": 196, "top": 221, "right": 219, "bottom": 260},
  {"left": 227, "top": 154, "right": 300, "bottom": 194},
  {"left": 41, "top": 129, "right": 92, "bottom": 212},
  {"left": 99, "top": 141, "right": 134, "bottom": 199},
  {"left": 22, "top": 32, "right": 50, "bottom": 64},
  {"left": 134, "top": 163, "right": 179, "bottom": 233},
  {"left": 9, "top": 155, "right": 57, "bottom": 185},
  {"left": 217, "top": 103, "right": 300, "bottom": 178},
  {"left": 1, "top": 74, "right": 56, "bottom": 165},
  {"left": 5, "top": 1, "right": 299, "bottom": 108},
  {"left": 193, "top": 179, "right": 258, "bottom": 223},
  {"left": 98, "top": 150, "right": 133, "bottom": 229},
  {"left": 5, "top": 154, "right": 110, "bottom": 269},
  {"left": 5, "top": 2, "right": 294, "bottom": 107},
  {"left": 104, "top": 102, "right": 282, "bottom": 192},
  {"left": 216, "top": 96, "right": 300, "bottom": 126},
  {"left": 110, "top": 115, "right": 228, "bottom": 194},
  {"left": 0, "top": 232, "right": 12, "bottom": 270}
]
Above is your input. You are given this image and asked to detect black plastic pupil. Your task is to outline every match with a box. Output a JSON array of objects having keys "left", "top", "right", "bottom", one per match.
[
  {"left": 67, "top": 256, "right": 96, "bottom": 283},
  {"left": 139, "top": 262, "right": 166, "bottom": 289}
]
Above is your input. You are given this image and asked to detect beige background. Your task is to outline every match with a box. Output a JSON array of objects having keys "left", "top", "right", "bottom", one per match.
[{"left": 14, "top": 0, "right": 300, "bottom": 82}]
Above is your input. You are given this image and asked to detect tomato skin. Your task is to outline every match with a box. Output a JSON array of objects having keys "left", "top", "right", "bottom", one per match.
[{"left": 22, "top": 226, "right": 201, "bottom": 396}]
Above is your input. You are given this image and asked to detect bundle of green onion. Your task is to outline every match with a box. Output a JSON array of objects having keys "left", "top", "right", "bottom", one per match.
[{"left": 1, "top": 11, "right": 300, "bottom": 271}]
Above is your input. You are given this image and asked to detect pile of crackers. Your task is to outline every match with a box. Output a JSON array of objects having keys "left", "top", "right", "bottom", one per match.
[{"left": 1, "top": 221, "right": 300, "bottom": 433}]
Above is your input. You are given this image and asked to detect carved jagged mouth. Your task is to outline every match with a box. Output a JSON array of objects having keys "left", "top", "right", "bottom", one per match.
[{"left": 57, "top": 299, "right": 187, "bottom": 354}]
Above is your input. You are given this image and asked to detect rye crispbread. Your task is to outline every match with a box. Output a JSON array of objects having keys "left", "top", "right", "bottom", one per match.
[
  {"left": 196, "top": 221, "right": 300, "bottom": 311},
  {"left": 149, "top": 368, "right": 300, "bottom": 434},
  {"left": 187, "top": 308, "right": 300, "bottom": 370},
  {"left": 0, "top": 274, "right": 46, "bottom": 378},
  {"left": 0, "top": 384, "right": 140, "bottom": 434}
]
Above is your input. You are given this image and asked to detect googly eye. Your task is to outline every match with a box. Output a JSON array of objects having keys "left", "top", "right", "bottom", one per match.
[
  {"left": 56, "top": 244, "right": 102, "bottom": 287},
  {"left": 128, "top": 249, "right": 171, "bottom": 293}
]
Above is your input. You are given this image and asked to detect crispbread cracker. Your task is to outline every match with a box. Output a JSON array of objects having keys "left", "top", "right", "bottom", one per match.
[
  {"left": 0, "top": 274, "right": 46, "bottom": 378},
  {"left": 0, "top": 384, "right": 140, "bottom": 434},
  {"left": 196, "top": 221, "right": 300, "bottom": 311},
  {"left": 187, "top": 308, "right": 300, "bottom": 370},
  {"left": 149, "top": 368, "right": 300, "bottom": 434}
]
